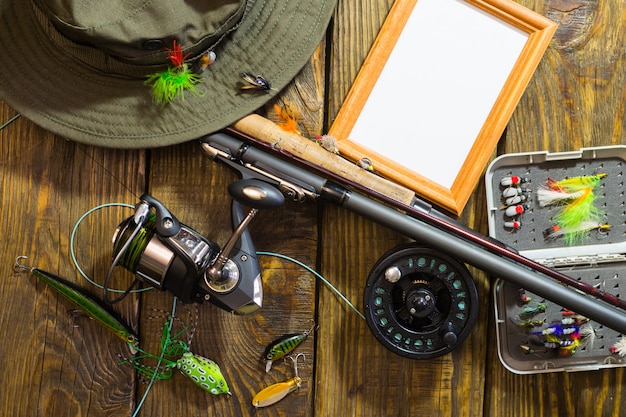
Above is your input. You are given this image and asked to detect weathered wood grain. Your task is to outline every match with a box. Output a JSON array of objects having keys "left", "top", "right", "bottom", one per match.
[
  {"left": 136, "top": 54, "right": 325, "bottom": 414},
  {"left": 0, "top": 102, "right": 145, "bottom": 416},
  {"left": 3, "top": 0, "right": 626, "bottom": 415},
  {"left": 485, "top": 1, "right": 626, "bottom": 417},
  {"left": 317, "top": 1, "right": 492, "bottom": 416}
]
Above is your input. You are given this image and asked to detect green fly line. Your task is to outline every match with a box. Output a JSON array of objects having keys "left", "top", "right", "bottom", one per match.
[
  {"left": 70, "top": 202, "right": 152, "bottom": 294},
  {"left": 0, "top": 113, "right": 21, "bottom": 130},
  {"left": 131, "top": 297, "right": 179, "bottom": 417},
  {"left": 257, "top": 251, "right": 365, "bottom": 320}
]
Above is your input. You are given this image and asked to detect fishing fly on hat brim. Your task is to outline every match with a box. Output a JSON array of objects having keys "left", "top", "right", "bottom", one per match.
[{"left": 0, "top": 0, "right": 336, "bottom": 149}]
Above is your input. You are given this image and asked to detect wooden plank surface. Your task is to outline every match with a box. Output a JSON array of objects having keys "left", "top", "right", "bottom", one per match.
[
  {"left": 317, "top": 1, "right": 489, "bottom": 416},
  {"left": 2, "top": 0, "right": 626, "bottom": 416},
  {"left": 484, "top": 1, "right": 626, "bottom": 416},
  {"left": 0, "top": 109, "right": 145, "bottom": 416}
]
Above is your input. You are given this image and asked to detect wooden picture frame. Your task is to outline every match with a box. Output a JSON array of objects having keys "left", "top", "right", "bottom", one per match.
[{"left": 329, "top": 0, "right": 557, "bottom": 215}]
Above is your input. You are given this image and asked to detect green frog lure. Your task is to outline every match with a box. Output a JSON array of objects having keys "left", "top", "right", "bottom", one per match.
[
  {"left": 14, "top": 256, "right": 139, "bottom": 352},
  {"left": 120, "top": 315, "right": 231, "bottom": 396},
  {"left": 16, "top": 257, "right": 230, "bottom": 396},
  {"left": 176, "top": 351, "right": 231, "bottom": 395}
]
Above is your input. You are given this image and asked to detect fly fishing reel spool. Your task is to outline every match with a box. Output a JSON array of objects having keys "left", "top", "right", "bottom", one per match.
[{"left": 364, "top": 244, "right": 479, "bottom": 359}]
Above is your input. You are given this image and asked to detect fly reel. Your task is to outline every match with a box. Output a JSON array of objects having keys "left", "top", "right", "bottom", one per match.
[{"left": 363, "top": 244, "right": 478, "bottom": 359}]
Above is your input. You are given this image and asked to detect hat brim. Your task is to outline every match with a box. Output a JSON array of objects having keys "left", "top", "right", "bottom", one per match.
[{"left": 0, "top": 0, "right": 335, "bottom": 148}]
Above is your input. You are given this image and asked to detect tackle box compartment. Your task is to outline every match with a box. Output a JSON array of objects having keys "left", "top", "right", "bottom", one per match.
[{"left": 485, "top": 146, "right": 626, "bottom": 374}]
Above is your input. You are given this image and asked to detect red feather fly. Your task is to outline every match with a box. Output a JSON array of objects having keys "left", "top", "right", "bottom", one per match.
[{"left": 166, "top": 41, "right": 190, "bottom": 68}]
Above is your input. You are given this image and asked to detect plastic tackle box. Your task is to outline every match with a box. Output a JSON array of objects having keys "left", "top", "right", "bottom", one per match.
[{"left": 485, "top": 146, "right": 626, "bottom": 374}]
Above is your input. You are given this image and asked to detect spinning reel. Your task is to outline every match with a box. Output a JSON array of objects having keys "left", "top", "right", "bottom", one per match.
[
  {"left": 110, "top": 179, "right": 284, "bottom": 314},
  {"left": 363, "top": 244, "right": 479, "bottom": 359}
]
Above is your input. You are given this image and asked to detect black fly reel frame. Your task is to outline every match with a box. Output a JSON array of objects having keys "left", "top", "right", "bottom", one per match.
[{"left": 363, "top": 244, "right": 478, "bottom": 359}]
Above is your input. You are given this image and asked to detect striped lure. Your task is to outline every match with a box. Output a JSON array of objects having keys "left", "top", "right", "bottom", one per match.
[
  {"left": 15, "top": 257, "right": 139, "bottom": 350},
  {"left": 262, "top": 323, "right": 315, "bottom": 372}
]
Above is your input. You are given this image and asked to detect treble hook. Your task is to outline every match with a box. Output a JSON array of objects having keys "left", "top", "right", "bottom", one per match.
[
  {"left": 14, "top": 256, "right": 33, "bottom": 273},
  {"left": 288, "top": 352, "right": 306, "bottom": 378}
]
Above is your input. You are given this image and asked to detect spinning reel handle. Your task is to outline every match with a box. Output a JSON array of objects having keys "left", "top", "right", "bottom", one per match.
[{"left": 202, "top": 179, "right": 284, "bottom": 314}]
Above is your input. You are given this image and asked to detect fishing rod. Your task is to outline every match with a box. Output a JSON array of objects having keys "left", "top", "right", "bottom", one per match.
[{"left": 195, "top": 115, "right": 626, "bottom": 341}]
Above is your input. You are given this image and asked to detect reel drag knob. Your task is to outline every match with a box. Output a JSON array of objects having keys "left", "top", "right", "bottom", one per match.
[
  {"left": 363, "top": 244, "right": 478, "bottom": 359},
  {"left": 406, "top": 288, "right": 435, "bottom": 318}
]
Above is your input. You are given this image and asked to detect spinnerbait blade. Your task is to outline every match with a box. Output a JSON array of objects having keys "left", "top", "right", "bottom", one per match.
[
  {"left": 252, "top": 376, "right": 302, "bottom": 407},
  {"left": 253, "top": 353, "right": 305, "bottom": 407}
]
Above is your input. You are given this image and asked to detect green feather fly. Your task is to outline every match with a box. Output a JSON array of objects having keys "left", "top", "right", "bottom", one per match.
[
  {"left": 145, "top": 66, "right": 203, "bottom": 105},
  {"left": 544, "top": 173, "right": 607, "bottom": 245},
  {"left": 546, "top": 173, "right": 606, "bottom": 192},
  {"left": 553, "top": 187, "right": 603, "bottom": 229},
  {"left": 145, "top": 40, "right": 204, "bottom": 105}
]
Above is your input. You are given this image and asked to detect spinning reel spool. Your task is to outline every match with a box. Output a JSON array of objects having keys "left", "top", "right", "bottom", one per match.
[{"left": 364, "top": 244, "right": 478, "bottom": 359}]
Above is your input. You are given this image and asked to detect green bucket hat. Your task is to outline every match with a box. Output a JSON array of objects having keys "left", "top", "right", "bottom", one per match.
[{"left": 0, "top": 0, "right": 336, "bottom": 148}]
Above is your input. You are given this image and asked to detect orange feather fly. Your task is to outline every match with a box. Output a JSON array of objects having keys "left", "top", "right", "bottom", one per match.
[{"left": 274, "top": 103, "right": 301, "bottom": 134}]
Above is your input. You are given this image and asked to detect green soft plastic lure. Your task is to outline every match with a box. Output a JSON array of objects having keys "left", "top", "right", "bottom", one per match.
[
  {"left": 15, "top": 257, "right": 139, "bottom": 350},
  {"left": 176, "top": 351, "right": 231, "bottom": 395}
]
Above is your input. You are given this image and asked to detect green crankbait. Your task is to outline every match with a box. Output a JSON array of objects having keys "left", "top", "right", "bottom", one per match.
[
  {"left": 176, "top": 352, "right": 231, "bottom": 395},
  {"left": 15, "top": 256, "right": 139, "bottom": 350},
  {"left": 262, "top": 322, "right": 315, "bottom": 372}
]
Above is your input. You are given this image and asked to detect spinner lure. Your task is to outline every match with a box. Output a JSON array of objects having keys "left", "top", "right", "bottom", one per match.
[{"left": 253, "top": 354, "right": 304, "bottom": 408}]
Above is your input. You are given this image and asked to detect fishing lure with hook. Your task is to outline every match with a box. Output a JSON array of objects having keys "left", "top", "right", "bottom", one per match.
[
  {"left": 14, "top": 256, "right": 139, "bottom": 351},
  {"left": 546, "top": 173, "right": 606, "bottom": 192},
  {"left": 120, "top": 315, "right": 231, "bottom": 395},
  {"left": 531, "top": 324, "right": 579, "bottom": 336},
  {"left": 500, "top": 175, "right": 529, "bottom": 187},
  {"left": 518, "top": 303, "right": 547, "bottom": 319},
  {"left": 543, "top": 222, "right": 610, "bottom": 246},
  {"left": 536, "top": 187, "right": 588, "bottom": 207},
  {"left": 252, "top": 353, "right": 304, "bottom": 408},
  {"left": 262, "top": 322, "right": 316, "bottom": 372},
  {"left": 240, "top": 72, "right": 274, "bottom": 92}
]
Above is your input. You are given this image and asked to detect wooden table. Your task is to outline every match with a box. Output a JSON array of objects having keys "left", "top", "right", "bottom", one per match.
[{"left": 1, "top": 0, "right": 625, "bottom": 415}]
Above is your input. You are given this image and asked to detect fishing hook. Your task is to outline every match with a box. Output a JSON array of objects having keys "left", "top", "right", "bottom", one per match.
[
  {"left": 14, "top": 255, "right": 33, "bottom": 273},
  {"left": 288, "top": 352, "right": 306, "bottom": 378}
]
